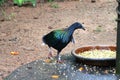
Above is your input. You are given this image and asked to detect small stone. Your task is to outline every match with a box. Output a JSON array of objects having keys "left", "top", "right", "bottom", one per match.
[
  {"left": 104, "top": 70, "right": 108, "bottom": 74},
  {"left": 9, "top": 37, "right": 17, "bottom": 41},
  {"left": 91, "top": 0, "right": 96, "bottom": 3},
  {"left": 0, "top": 18, "right": 5, "bottom": 22},
  {"left": 27, "top": 66, "right": 32, "bottom": 70},
  {"left": 48, "top": 26, "right": 53, "bottom": 29},
  {"left": 33, "top": 16, "right": 39, "bottom": 19}
]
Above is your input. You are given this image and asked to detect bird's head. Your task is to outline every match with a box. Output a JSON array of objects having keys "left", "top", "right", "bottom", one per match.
[{"left": 73, "top": 22, "right": 85, "bottom": 30}]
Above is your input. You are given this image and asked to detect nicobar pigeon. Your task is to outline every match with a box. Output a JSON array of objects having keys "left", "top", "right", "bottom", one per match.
[{"left": 42, "top": 22, "right": 85, "bottom": 62}]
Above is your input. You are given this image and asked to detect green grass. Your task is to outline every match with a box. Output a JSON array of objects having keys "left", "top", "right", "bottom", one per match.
[
  {"left": 1, "top": 8, "right": 16, "bottom": 21},
  {"left": 48, "top": 0, "right": 54, "bottom": 2},
  {"left": 50, "top": 2, "right": 59, "bottom": 8},
  {"left": 93, "top": 25, "right": 103, "bottom": 33},
  {"left": 0, "top": 0, "right": 6, "bottom": 6},
  {"left": 47, "top": 0, "right": 59, "bottom": 8}
]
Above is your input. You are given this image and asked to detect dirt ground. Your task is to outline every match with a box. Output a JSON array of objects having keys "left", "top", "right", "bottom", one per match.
[{"left": 0, "top": 0, "right": 117, "bottom": 79}]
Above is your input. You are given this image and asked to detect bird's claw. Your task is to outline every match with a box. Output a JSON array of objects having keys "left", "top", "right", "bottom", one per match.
[
  {"left": 47, "top": 56, "right": 52, "bottom": 59},
  {"left": 57, "top": 60, "right": 64, "bottom": 63},
  {"left": 47, "top": 52, "right": 53, "bottom": 59},
  {"left": 47, "top": 56, "right": 54, "bottom": 60}
]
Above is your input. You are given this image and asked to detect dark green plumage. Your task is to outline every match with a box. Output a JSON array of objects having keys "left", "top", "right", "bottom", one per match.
[
  {"left": 43, "top": 29, "right": 71, "bottom": 52},
  {"left": 42, "top": 22, "right": 85, "bottom": 62}
]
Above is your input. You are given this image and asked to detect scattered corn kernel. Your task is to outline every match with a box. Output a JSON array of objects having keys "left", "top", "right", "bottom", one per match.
[
  {"left": 51, "top": 75, "right": 59, "bottom": 79},
  {"left": 78, "top": 49, "right": 116, "bottom": 59},
  {"left": 10, "top": 51, "right": 19, "bottom": 55},
  {"left": 79, "top": 67, "right": 84, "bottom": 71},
  {"left": 44, "top": 59, "right": 51, "bottom": 63}
]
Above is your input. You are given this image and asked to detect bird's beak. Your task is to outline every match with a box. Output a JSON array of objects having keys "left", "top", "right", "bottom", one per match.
[{"left": 82, "top": 27, "right": 85, "bottom": 30}]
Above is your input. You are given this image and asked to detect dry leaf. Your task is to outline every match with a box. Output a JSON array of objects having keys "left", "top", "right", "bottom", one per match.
[
  {"left": 51, "top": 75, "right": 59, "bottom": 79},
  {"left": 10, "top": 51, "right": 19, "bottom": 55}
]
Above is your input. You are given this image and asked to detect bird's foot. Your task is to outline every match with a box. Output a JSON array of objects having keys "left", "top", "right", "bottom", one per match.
[
  {"left": 57, "top": 59, "right": 64, "bottom": 63},
  {"left": 56, "top": 54, "right": 64, "bottom": 63},
  {"left": 47, "top": 56, "right": 53, "bottom": 59},
  {"left": 47, "top": 52, "right": 53, "bottom": 59}
]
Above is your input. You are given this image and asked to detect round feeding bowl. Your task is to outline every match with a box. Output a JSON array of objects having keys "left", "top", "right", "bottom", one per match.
[{"left": 72, "top": 45, "right": 116, "bottom": 66}]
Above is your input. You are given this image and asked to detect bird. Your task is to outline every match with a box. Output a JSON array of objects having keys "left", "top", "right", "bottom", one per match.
[{"left": 42, "top": 22, "right": 85, "bottom": 62}]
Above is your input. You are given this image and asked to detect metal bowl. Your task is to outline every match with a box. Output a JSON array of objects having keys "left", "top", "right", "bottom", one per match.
[{"left": 71, "top": 45, "right": 116, "bottom": 66}]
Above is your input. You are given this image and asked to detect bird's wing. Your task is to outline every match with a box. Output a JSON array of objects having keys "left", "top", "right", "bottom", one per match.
[
  {"left": 53, "top": 30, "right": 69, "bottom": 43},
  {"left": 43, "top": 31, "right": 58, "bottom": 46},
  {"left": 43, "top": 30, "right": 65, "bottom": 47}
]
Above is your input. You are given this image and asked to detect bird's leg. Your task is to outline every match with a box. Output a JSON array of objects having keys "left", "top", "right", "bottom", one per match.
[
  {"left": 47, "top": 47, "right": 53, "bottom": 59},
  {"left": 56, "top": 51, "right": 63, "bottom": 63},
  {"left": 71, "top": 36, "right": 75, "bottom": 47},
  {"left": 71, "top": 36, "right": 75, "bottom": 44},
  {"left": 72, "top": 38, "right": 75, "bottom": 44}
]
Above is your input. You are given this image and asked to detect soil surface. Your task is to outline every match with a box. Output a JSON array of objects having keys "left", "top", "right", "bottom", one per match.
[{"left": 0, "top": 0, "right": 117, "bottom": 79}]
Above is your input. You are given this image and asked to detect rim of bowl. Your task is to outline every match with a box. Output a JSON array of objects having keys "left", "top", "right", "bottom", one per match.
[{"left": 72, "top": 45, "right": 116, "bottom": 60}]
